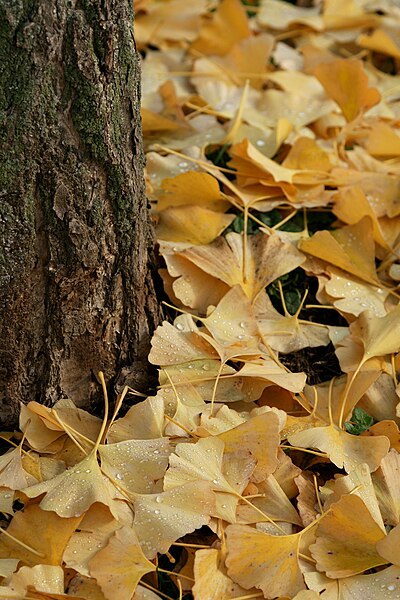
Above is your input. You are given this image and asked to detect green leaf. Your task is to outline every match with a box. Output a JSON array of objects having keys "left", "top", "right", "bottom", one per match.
[{"left": 344, "top": 408, "right": 374, "bottom": 435}]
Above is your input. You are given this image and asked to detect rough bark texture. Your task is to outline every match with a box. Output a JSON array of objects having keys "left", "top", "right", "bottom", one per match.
[{"left": 0, "top": 0, "right": 161, "bottom": 426}]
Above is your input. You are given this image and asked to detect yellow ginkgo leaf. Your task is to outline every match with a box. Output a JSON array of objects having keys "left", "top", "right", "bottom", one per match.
[
  {"left": 287, "top": 424, "right": 389, "bottom": 473},
  {"left": 141, "top": 109, "right": 181, "bottom": 133},
  {"left": 325, "top": 268, "right": 388, "bottom": 317},
  {"left": 0, "top": 504, "right": 82, "bottom": 567},
  {"left": 133, "top": 481, "right": 215, "bottom": 558},
  {"left": 377, "top": 523, "right": 400, "bottom": 566},
  {"left": 257, "top": 0, "right": 322, "bottom": 30},
  {"left": 337, "top": 566, "right": 400, "bottom": 600},
  {"left": 236, "top": 475, "right": 302, "bottom": 526},
  {"left": 89, "top": 526, "right": 156, "bottom": 600},
  {"left": 180, "top": 231, "right": 305, "bottom": 301},
  {"left": 326, "top": 463, "right": 385, "bottom": 532},
  {"left": 299, "top": 217, "right": 380, "bottom": 286},
  {"left": 229, "top": 138, "right": 302, "bottom": 184},
  {"left": 333, "top": 186, "right": 390, "bottom": 249},
  {"left": 191, "top": 0, "right": 250, "bottom": 56},
  {"left": 164, "top": 436, "right": 254, "bottom": 522},
  {"left": 199, "top": 286, "right": 261, "bottom": 362},
  {"left": 0, "top": 447, "right": 37, "bottom": 490},
  {"left": 8, "top": 565, "right": 64, "bottom": 596},
  {"left": 225, "top": 524, "right": 306, "bottom": 598},
  {"left": 107, "top": 396, "right": 165, "bottom": 443},
  {"left": 365, "top": 121, "right": 400, "bottom": 158},
  {"left": 218, "top": 411, "right": 280, "bottom": 482},
  {"left": 310, "top": 495, "right": 387, "bottom": 577},
  {"left": 371, "top": 449, "right": 400, "bottom": 527},
  {"left": 157, "top": 172, "right": 229, "bottom": 212},
  {"left": 23, "top": 451, "right": 121, "bottom": 518},
  {"left": 161, "top": 242, "right": 230, "bottom": 311},
  {"left": 313, "top": 59, "right": 381, "bottom": 122},
  {"left": 236, "top": 359, "right": 307, "bottom": 394},
  {"left": 362, "top": 420, "right": 400, "bottom": 452},
  {"left": 192, "top": 548, "right": 254, "bottom": 599},
  {"left": 157, "top": 205, "right": 235, "bottom": 245},
  {"left": 357, "top": 29, "right": 400, "bottom": 60},
  {"left": 99, "top": 438, "right": 171, "bottom": 495},
  {"left": 355, "top": 305, "right": 400, "bottom": 361},
  {"left": 135, "top": 0, "right": 207, "bottom": 48},
  {"left": 148, "top": 317, "right": 217, "bottom": 367}
]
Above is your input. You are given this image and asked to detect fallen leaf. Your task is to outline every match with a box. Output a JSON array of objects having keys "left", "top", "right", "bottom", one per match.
[
  {"left": 310, "top": 495, "right": 386, "bottom": 577},
  {"left": 313, "top": 59, "right": 381, "bottom": 122},
  {"left": 225, "top": 524, "right": 306, "bottom": 598},
  {"left": 89, "top": 526, "right": 156, "bottom": 600}
]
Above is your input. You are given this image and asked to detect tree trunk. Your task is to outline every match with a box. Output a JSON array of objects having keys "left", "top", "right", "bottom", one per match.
[{"left": 0, "top": 0, "right": 161, "bottom": 426}]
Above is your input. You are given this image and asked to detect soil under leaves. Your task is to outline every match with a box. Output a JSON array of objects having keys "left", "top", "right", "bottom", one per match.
[{"left": 2, "top": 0, "right": 400, "bottom": 598}]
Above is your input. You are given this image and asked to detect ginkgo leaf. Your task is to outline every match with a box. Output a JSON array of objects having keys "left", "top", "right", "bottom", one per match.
[
  {"left": 313, "top": 59, "right": 381, "bottom": 122},
  {"left": 218, "top": 411, "right": 280, "bottom": 482},
  {"left": 333, "top": 186, "right": 390, "bottom": 249},
  {"left": 225, "top": 524, "right": 306, "bottom": 598},
  {"left": 199, "top": 286, "right": 261, "bottom": 361},
  {"left": 157, "top": 172, "right": 229, "bottom": 212},
  {"left": 157, "top": 205, "right": 235, "bottom": 245},
  {"left": 376, "top": 522, "right": 400, "bottom": 565},
  {"left": 161, "top": 242, "right": 230, "bottom": 311},
  {"left": 148, "top": 317, "right": 217, "bottom": 367},
  {"left": 326, "top": 463, "right": 385, "bottom": 532},
  {"left": 364, "top": 121, "right": 400, "bottom": 158},
  {"left": 192, "top": 548, "right": 254, "bottom": 599},
  {"left": 357, "top": 29, "right": 400, "bottom": 60},
  {"left": 0, "top": 447, "right": 37, "bottom": 490},
  {"left": 371, "top": 449, "right": 400, "bottom": 527},
  {"left": 362, "top": 420, "right": 400, "bottom": 452},
  {"left": 310, "top": 494, "right": 387, "bottom": 577},
  {"left": 180, "top": 231, "right": 305, "bottom": 301},
  {"left": 299, "top": 217, "right": 380, "bottom": 286},
  {"left": 236, "top": 359, "right": 307, "bottom": 394},
  {"left": 23, "top": 451, "right": 121, "bottom": 518},
  {"left": 99, "top": 438, "right": 171, "bottom": 495},
  {"left": 135, "top": 0, "right": 207, "bottom": 48},
  {"left": 288, "top": 424, "right": 389, "bottom": 473},
  {"left": 257, "top": 0, "right": 322, "bottom": 30},
  {"left": 0, "top": 504, "right": 82, "bottom": 567},
  {"left": 229, "top": 138, "right": 302, "bottom": 184},
  {"left": 191, "top": 0, "right": 250, "bottom": 56},
  {"left": 324, "top": 268, "right": 388, "bottom": 317},
  {"left": 236, "top": 475, "right": 302, "bottom": 526},
  {"left": 64, "top": 507, "right": 123, "bottom": 577},
  {"left": 107, "top": 396, "right": 165, "bottom": 443},
  {"left": 164, "top": 436, "right": 254, "bottom": 522},
  {"left": 355, "top": 305, "right": 400, "bottom": 361},
  {"left": 336, "top": 566, "right": 400, "bottom": 600},
  {"left": 9, "top": 565, "right": 64, "bottom": 596},
  {"left": 89, "top": 526, "right": 156, "bottom": 600},
  {"left": 141, "top": 108, "right": 181, "bottom": 133},
  {"left": 19, "top": 403, "right": 65, "bottom": 453},
  {"left": 133, "top": 481, "right": 215, "bottom": 558}
]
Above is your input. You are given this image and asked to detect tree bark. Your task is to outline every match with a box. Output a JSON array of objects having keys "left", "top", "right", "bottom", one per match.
[{"left": 0, "top": 0, "right": 161, "bottom": 426}]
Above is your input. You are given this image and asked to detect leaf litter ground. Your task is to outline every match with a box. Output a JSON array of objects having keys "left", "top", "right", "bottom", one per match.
[{"left": 2, "top": 0, "right": 400, "bottom": 598}]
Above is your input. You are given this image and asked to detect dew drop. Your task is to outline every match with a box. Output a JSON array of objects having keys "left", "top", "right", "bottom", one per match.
[
  {"left": 115, "top": 473, "right": 124, "bottom": 480},
  {"left": 85, "top": 469, "right": 91, "bottom": 473},
  {"left": 256, "top": 139, "right": 266, "bottom": 147},
  {"left": 176, "top": 322, "right": 184, "bottom": 331},
  {"left": 202, "top": 364, "right": 210, "bottom": 371},
  {"left": 154, "top": 509, "right": 160, "bottom": 515},
  {"left": 155, "top": 495, "right": 163, "bottom": 503},
  {"left": 388, "top": 585, "right": 396, "bottom": 592}
]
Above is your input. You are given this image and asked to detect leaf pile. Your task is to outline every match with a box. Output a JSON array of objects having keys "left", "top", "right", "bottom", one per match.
[{"left": 2, "top": 0, "right": 400, "bottom": 598}]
